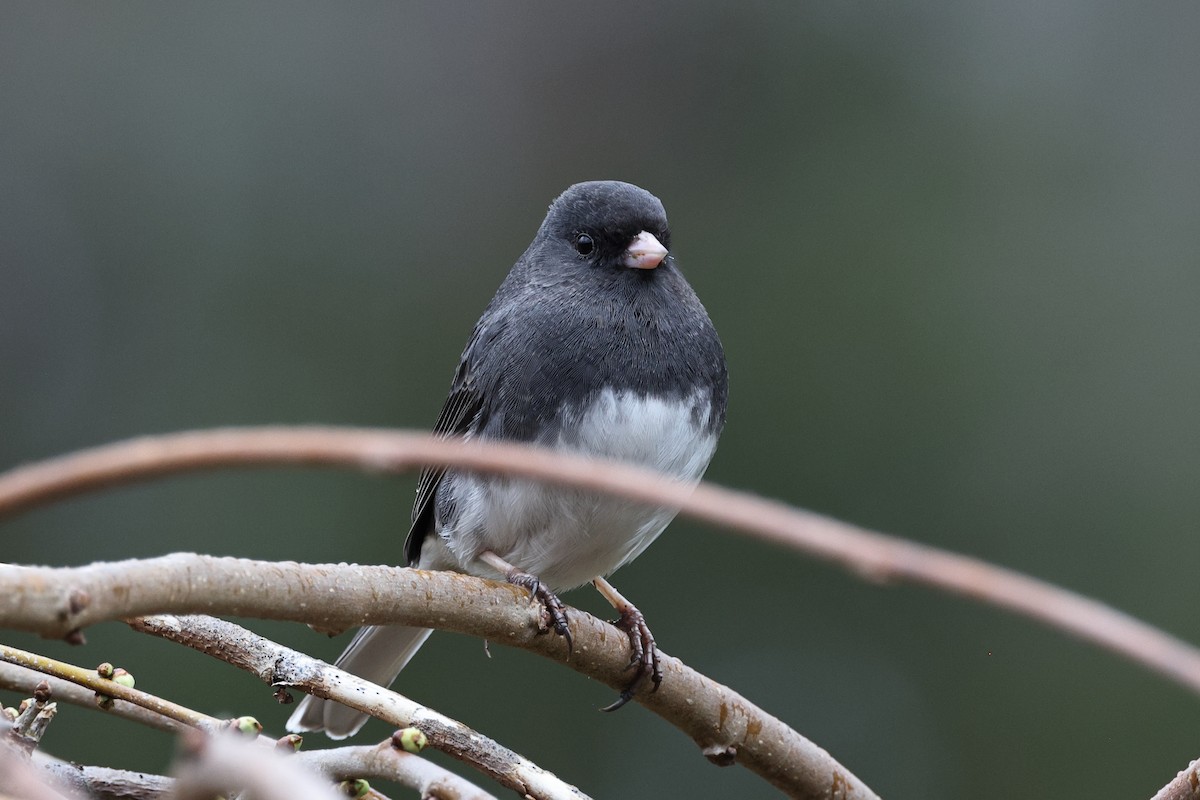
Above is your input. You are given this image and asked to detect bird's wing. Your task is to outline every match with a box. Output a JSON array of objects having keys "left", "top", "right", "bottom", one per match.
[{"left": 403, "top": 330, "right": 487, "bottom": 566}]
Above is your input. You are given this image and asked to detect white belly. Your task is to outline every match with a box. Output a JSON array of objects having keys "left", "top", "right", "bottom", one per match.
[{"left": 422, "top": 387, "right": 718, "bottom": 590}]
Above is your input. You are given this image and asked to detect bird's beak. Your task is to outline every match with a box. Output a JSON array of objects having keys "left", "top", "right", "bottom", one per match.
[{"left": 621, "top": 231, "right": 668, "bottom": 270}]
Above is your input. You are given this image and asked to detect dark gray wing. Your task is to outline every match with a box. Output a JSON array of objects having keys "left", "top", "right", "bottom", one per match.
[{"left": 402, "top": 332, "right": 487, "bottom": 566}]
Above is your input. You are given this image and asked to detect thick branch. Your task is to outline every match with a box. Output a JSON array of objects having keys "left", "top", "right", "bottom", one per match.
[
  {"left": 0, "top": 745, "right": 82, "bottom": 800},
  {"left": 1150, "top": 754, "right": 1200, "bottom": 800},
  {"left": 0, "top": 556, "right": 876, "bottom": 799},
  {"left": 0, "top": 427, "right": 1197, "bottom": 700},
  {"left": 34, "top": 757, "right": 174, "bottom": 800}
]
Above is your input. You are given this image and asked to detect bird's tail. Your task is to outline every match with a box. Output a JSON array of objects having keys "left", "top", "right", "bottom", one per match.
[{"left": 286, "top": 624, "right": 432, "bottom": 739}]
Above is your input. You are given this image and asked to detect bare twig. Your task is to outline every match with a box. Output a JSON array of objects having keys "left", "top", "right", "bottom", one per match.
[
  {"left": 0, "top": 662, "right": 187, "bottom": 734},
  {"left": 6, "top": 679, "right": 55, "bottom": 754},
  {"left": 0, "top": 644, "right": 219, "bottom": 730},
  {"left": 170, "top": 731, "right": 343, "bottom": 800},
  {"left": 300, "top": 743, "right": 496, "bottom": 800},
  {"left": 2, "top": 636, "right": 493, "bottom": 797},
  {"left": 136, "top": 614, "right": 588, "bottom": 800},
  {"left": 27, "top": 729, "right": 490, "bottom": 800},
  {"left": 0, "top": 556, "right": 878, "bottom": 798},
  {"left": 4, "top": 650, "right": 485, "bottom": 798}
]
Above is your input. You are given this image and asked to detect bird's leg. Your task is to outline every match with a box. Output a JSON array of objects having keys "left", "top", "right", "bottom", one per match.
[
  {"left": 592, "top": 576, "right": 661, "bottom": 711},
  {"left": 479, "top": 551, "right": 572, "bottom": 652}
]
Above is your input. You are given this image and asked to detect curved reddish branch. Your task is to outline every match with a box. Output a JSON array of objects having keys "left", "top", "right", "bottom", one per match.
[{"left": 1, "top": 426, "right": 1198, "bottom": 698}]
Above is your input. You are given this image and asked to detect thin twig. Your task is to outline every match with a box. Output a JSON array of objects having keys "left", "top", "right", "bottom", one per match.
[
  {"left": 2, "top": 631, "right": 494, "bottom": 797},
  {"left": 134, "top": 614, "right": 589, "bottom": 800},
  {"left": 0, "top": 662, "right": 187, "bottom": 734},
  {"left": 0, "top": 644, "right": 219, "bottom": 730},
  {"left": 29, "top": 746, "right": 491, "bottom": 800},
  {"left": 0, "top": 426, "right": 1197, "bottom": 700},
  {"left": 170, "top": 731, "right": 343, "bottom": 800},
  {"left": 299, "top": 743, "right": 496, "bottom": 800}
]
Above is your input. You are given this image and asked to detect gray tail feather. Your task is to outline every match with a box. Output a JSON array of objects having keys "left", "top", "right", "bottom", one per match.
[{"left": 286, "top": 624, "right": 433, "bottom": 739}]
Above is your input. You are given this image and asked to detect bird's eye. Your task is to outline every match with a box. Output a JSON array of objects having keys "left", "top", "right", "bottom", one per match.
[{"left": 573, "top": 233, "right": 594, "bottom": 256}]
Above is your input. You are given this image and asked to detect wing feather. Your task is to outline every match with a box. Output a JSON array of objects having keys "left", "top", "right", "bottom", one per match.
[{"left": 403, "top": 331, "right": 488, "bottom": 565}]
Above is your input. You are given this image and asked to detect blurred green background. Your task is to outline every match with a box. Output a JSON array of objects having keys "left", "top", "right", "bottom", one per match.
[{"left": 2, "top": 3, "right": 1198, "bottom": 798}]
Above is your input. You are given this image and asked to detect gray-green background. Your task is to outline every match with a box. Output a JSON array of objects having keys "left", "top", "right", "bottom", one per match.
[{"left": 3, "top": 4, "right": 1198, "bottom": 798}]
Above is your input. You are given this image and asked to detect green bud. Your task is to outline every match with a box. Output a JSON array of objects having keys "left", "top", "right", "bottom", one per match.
[
  {"left": 394, "top": 726, "right": 427, "bottom": 754},
  {"left": 232, "top": 716, "right": 262, "bottom": 737},
  {"left": 338, "top": 778, "right": 370, "bottom": 798},
  {"left": 276, "top": 733, "right": 303, "bottom": 752}
]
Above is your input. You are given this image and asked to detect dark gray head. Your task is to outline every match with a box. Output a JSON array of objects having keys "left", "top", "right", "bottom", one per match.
[{"left": 533, "top": 181, "right": 673, "bottom": 276}]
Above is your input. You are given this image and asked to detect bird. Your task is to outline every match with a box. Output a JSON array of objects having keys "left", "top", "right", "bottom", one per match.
[{"left": 288, "top": 180, "right": 728, "bottom": 738}]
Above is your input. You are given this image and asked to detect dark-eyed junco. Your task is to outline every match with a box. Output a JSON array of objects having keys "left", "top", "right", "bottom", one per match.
[{"left": 288, "top": 181, "right": 728, "bottom": 737}]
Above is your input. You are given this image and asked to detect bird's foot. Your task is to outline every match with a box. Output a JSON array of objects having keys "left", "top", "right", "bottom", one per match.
[
  {"left": 601, "top": 604, "right": 661, "bottom": 712},
  {"left": 505, "top": 570, "right": 573, "bottom": 653}
]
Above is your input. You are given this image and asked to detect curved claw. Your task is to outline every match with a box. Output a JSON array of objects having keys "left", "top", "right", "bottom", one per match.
[
  {"left": 601, "top": 605, "right": 660, "bottom": 711},
  {"left": 505, "top": 570, "right": 573, "bottom": 655},
  {"left": 600, "top": 688, "right": 636, "bottom": 713}
]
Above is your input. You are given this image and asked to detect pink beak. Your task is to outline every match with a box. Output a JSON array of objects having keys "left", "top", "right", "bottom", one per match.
[{"left": 621, "top": 231, "right": 668, "bottom": 270}]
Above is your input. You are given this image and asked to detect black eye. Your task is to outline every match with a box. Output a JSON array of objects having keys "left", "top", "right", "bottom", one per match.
[{"left": 573, "top": 233, "right": 594, "bottom": 256}]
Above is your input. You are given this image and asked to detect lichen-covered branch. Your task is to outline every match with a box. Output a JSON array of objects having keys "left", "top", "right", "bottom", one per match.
[
  {"left": 135, "top": 614, "right": 584, "bottom": 800},
  {"left": 1149, "top": 754, "right": 1200, "bottom": 800}
]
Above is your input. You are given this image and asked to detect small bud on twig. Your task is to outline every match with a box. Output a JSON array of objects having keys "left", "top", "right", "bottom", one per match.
[
  {"left": 393, "top": 726, "right": 427, "bottom": 754},
  {"left": 275, "top": 733, "right": 303, "bottom": 752},
  {"left": 226, "top": 716, "right": 262, "bottom": 737},
  {"left": 338, "top": 778, "right": 370, "bottom": 798}
]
